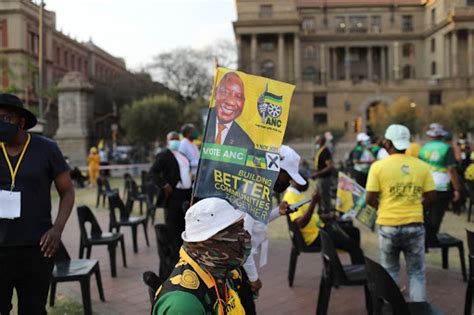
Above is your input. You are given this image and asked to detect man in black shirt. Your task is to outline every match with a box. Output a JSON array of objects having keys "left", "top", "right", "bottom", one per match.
[
  {"left": 0, "top": 93, "right": 75, "bottom": 315},
  {"left": 312, "top": 135, "right": 334, "bottom": 213}
]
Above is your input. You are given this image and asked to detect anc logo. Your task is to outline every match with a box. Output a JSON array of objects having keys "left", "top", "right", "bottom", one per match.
[{"left": 257, "top": 84, "right": 283, "bottom": 127}]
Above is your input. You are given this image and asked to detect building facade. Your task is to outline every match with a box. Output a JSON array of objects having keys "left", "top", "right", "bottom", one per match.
[
  {"left": 234, "top": 0, "right": 474, "bottom": 137},
  {"left": 0, "top": 0, "right": 127, "bottom": 134}
]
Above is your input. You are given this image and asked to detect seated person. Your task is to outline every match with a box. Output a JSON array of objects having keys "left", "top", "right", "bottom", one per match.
[{"left": 281, "top": 174, "right": 364, "bottom": 264}]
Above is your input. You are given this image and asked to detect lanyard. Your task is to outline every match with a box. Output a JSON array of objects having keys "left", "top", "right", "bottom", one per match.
[
  {"left": 1, "top": 133, "right": 31, "bottom": 191},
  {"left": 207, "top": 271, "right": 229, "bottom": 315}
]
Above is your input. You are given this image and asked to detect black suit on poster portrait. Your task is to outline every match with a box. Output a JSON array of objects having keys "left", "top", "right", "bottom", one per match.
[{"left": 205, "top": 108, "right": 254, "bottom": 149}]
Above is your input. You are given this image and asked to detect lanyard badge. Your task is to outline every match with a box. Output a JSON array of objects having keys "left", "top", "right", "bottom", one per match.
[{"left": 1, "top": 133, "right": 31, "bottom": 191}]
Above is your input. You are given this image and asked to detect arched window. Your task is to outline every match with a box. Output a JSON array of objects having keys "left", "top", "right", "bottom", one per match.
[
  {"left": 403, "top": 64, "right": 412, "bottom": 79},
  {"left": 303, "top": 45, "right": 315, "bottom": 60},
  {"left": 303, "top": 66, "right": 317, "bottom": 82},
  {"left": 261, "top": 60, "right": 275, "bottom": 78}
]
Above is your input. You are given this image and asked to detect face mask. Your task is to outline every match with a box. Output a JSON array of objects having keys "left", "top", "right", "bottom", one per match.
[
  {"left": 0, "top": 121, "right": 19, "bottom": 143},
  {"left": 191, "top": 130, "right": 200, "bottom": 140},
  {"left": 168, "top": 140, "right": 180, "bottom": 151},
  {"left": 273, "top": 179, "right": 290, "bottom": 193}
]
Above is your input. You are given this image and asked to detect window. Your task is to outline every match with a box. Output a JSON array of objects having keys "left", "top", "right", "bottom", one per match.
[
  {"left": 313, "top": 94, "right": 327, "bottom": 107},
  {"left": 431, "top": 61, "right": 437, "bottom": 75},
  {"left": 303, "top": 67, "right": 317, "bottom": 82},
  {"left": 431, "top": 38, "right": 436, "bottom": 52},
  {"left": 335, "top": 16, "right": 346, "bottom": 33},
  {"left": 303, "top": 45, "right": 315, "bottom": 60},
  {"left": 349, "top": 16, "right": 368, "bottom": 33},
  {"left": 371, "top": 16, "right": 381, "bottom": 33},
  {"left": 344, "top": 100, "right": 351, "bottom": 111},
  {"left": 78, "top": 58, "right": 82, "bottom": 72},
  {"left": 260, "top": 4, "right": 273, "bottom": 18},
  {"left": 28, "top": 32, "right": 39, "bottom": 54},
  {"left": 260, "top": 41, "right": 274, "bottom": 51},
  {"left": 403, "top": 65, "right": 412, "bottom": 79},
  {"left": 64, "top": 51, "right": 68, "bottom": 67},
  {"left": 302, "top": 17, "right": 315, "bottom": 32},
  {"left": 313, "top": 113, "right": 328, "bottom": 124},
  {"left": 402, "top": 43, "right": 415, "bottom": 59},
  {"left": 84, "top": 61, "right": 88, "bottom": 73},
  {"left": 401, "top": 15, "right": 413, "bottom": 32},
  {"left": 261, "top": 60, "right": 275, "bottom": 78},
  {"left": 71, "top": 54, "right": 75, "bottom": 70},
  {"left": 429, "top": 90, "right": 442, "bottom": 105},
  {"left": 431, "top": 8, "right": 436, "bottom": 25},
  {"left": 55, "top": 47, "right": 60, "bottom": 64}
]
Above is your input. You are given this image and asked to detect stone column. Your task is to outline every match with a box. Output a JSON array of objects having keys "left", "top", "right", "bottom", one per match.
[
  {"left": 381, "top": 46, "right": 386, "bottom": 80},
  {"left": 367, "top": 46, "right": 373, "bottom": 81},
  {"left": 451, "top": 31, "right": 458, "bottom": 77},
  {"left": 393, "top": 41, "right": 400, "bottom": 79},
  {"left": 344, "top": 46, "right": 350, "bottom": 80},
  {"left": 320, "top": 44, "right": 326, "bottom": 84},
  {"left": 331, "top": 47, "right": 338, "bottom": 80},
  {"left": 251, "top": 34, "right": 257, "bottom": 74},
  {"left": 235, "top": 34, "right": 242, "bottom": 70},
  {"left": 444, "top": 34, "right": 450, "bottom": 77},
  {"left": 54, "top": 72, "right": 94, "bottom": 167},
  {"left": 468, "top": 30, "right": 473, "bottom": 77},
  {"left": 278, "top": 33, "right": 285, "bottom": 80},
  {"left": 294, "top": 34, "right": 301, "bottom": 82}
]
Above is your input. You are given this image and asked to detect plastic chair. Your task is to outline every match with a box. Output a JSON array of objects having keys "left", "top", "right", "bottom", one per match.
[
  {"left": 154, "top": 223, "right": 180, "bottom": 279},
  {"left": 425, "top": 221, "right": 467, "bottom": 281},
  {"left": 286, "top": 214, "right": 321, "bottom": 287},
  {"left": 142, "top": 271, "right": 166, "bottom": 305},
  {"left": 364, "top": 257, "right": 444, "bottom": 315},
  {"left": 77, "top": 205, "right": 127, "bottom": 277},
  {"left": 124, "top": 174, "right": 147, "bottom": 215},
  {"left": 50, "top": 243, "right": 105, "bottom": 315},
  {"left": 465, "top": 229, "right": 474, "bottom": 315},
  {"left": 316, "top": 230, "right": 371, "bottom": 315},
  {"left": 96, "top": 176, "right": 118, "bottom": 208},
  {"left": 107, "top": 191, "right": 149, "bottom": 253}
]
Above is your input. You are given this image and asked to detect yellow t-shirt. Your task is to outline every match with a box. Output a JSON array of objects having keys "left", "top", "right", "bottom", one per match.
[
  {"left": 366, "top": 154, "right": 436, "bottom": 226},
  {"left": 283, "top": 187, "right": 324, "bottom": 246},
  {"left": 405, "top": 142, "right": 421, "bottom": 158}
]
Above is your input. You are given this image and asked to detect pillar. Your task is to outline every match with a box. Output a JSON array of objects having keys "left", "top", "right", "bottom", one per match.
[
  {"left": 278, "top": 33, "right": 285, "bottom": 80},
  {"left": 344, "top": 46, "right": 350, "bottom": 80},
  {"left": 367, "top": 46, "right": 373, "bottom": 81},
  {"left": 294, "top": 34, "right": 301, "bottom": 82},
  {"left": 393, "top": 41, "right": 399, "bottom": 80},
  {"left": 451, "top": 31, "right": 458, "bottom": 77},
  {"left": 251, "top": 34, "right": 257, "bottom": 74}
]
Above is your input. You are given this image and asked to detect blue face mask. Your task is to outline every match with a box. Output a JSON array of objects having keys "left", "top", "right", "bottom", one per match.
[{"left": 168, "top": 140, "right": 180, "bottom": 151}]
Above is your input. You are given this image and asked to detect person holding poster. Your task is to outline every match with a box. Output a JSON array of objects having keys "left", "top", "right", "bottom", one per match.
[{"left": 366, "top": 124, "right": 436, "bottom": 302}]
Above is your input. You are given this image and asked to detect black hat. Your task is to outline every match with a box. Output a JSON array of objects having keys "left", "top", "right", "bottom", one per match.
[{"left": 0, "top": 93, "right": 37, "bottom": 129}]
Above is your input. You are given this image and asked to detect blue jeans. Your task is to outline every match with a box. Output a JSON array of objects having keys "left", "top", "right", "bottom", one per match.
[{"left": 378, "top": 224, "right": 426, "bottom": 302}]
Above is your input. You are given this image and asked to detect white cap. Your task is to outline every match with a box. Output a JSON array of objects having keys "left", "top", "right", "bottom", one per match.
[
  {"left": 385, "top": 124, "right": 411, "bottom": 150},
  {"left": 356, "top": 132, "right": 370, "bottom": 142},
  {"left": 426, "top": 123, "right": 448, "bottom": 138},
  {"left": 280, "top": 145, "right": 306, "bottom": 186},
  {"left": 181, "top": 198, "right": 244, "bottom": 242}
]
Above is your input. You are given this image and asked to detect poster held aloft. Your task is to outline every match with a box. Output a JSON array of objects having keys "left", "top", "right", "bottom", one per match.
[{"left": 194, "top": 68, "right": 295, "bottom": 223}]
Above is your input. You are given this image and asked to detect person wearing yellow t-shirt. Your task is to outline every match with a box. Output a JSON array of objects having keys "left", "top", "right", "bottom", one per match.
[
  {"left": 366, "top": 124, "right": 436, "bottom": 303},
  {"left": 282, "top": 175, "right": 364, "bottom": 264}
]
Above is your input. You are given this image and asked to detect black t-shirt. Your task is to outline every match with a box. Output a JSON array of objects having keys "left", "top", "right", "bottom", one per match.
[
  {"left": 0, "top": 134, "right": 69, "bottom": 247},
  {"left": 316, "top": 147, "right": 332, "bottom": 178}
]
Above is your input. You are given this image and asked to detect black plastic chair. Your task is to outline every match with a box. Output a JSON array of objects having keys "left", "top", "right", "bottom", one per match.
[
  {"left": 124, "top": 174, "right": 147, "bottom": 215},
  {"left": 364, "top": 257, "right": 444, "bottom": 315},
  {"left": 96, "top": 176, "right": 118, "bottom": 208},
  {"left": 107, "top": 191, "right": 149, "bottom": 253},
  {"left": 286, "top": 214, "right": 320, "bottom": 287},
  {"left": 77, "top": 205, "right": 127, "bottom": 277},
  {"left": 425, "top": 221, "right": 467, "bottom": 281},
  {"left": 465, "top": 229, "right": 474, "bottom": 315},
  {"left": 142, "top": 271, "right": 166, "bottom": 305},
  {"left": 466, "top": 180, "right": 474, "bottom": 222},
  {"left": 155, "top": 223, "right": 180, "bottom": 279},
  {"left": 50, "top": 243, "right": 105, "bottom": 315},
  {"left": 316, "top": 230, "right": 371, "bottom": 315}
]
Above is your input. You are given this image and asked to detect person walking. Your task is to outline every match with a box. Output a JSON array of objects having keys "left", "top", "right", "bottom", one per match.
[
  {"left": 312, "top": 135, "right": 334, "bottom": 213},
  {"left": 0, "top": 93, "right": 75, "bottom": 315},
  {"left": 367, "top": 124, "right": 436, "bottom": 302}
]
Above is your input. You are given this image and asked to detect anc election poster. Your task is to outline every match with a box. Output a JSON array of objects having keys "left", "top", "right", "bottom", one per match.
[
  {"left": 194, "top": 67, "right": 295, "bottom": 223},
  {"left": 336, "top": 172, "right": 376, "bottom": 230}
]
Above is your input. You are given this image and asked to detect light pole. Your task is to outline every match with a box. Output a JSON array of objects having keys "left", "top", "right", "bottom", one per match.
[{"left": 38, "top": 0, "right": 44, "bottom": 119}]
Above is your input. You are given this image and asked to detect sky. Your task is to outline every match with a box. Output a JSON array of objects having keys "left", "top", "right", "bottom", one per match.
[{"left": 43, "top": 0, "right": 237, "bottom": 70}]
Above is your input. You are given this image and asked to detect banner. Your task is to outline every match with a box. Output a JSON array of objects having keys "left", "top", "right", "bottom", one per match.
[
  {"left": 335, "top": 172, "right": 377, "bottom": 230},
  {"left": 194, "top": 68, "right": 295, "bottom": 223}
]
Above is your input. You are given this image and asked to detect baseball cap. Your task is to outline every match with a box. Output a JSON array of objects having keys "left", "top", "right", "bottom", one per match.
[
  {"left": 426, "top": 123, "right": 448, "bottom": 138},
  {"left": 181, "top": 198, "right": 244, "bottom": 242},
  {"left": 356, "top": 132, "right": 370, "bottom": 142},
  {"left": 385, "top": 124, "right": 411, "bottom": 150},
  {"left": 280, "top": 145, "right": 306, "bottom": 186}
]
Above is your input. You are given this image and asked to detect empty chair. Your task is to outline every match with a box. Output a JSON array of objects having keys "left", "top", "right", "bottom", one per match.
[
  {"left": 77, "top": 205, "right": 127, "bottom": 277},
  {"left": 142, "top": 271, "right": 166, "bottom": 305},
  {"left": 124, "top": 174, "right": 147, "bottom": 215},
  {"left": 286, "top": 214, "right": 320, "bottom": 287},
  {"left": 154, "top": 223, "right": 180, "bottom": 279},
  {"left": 96, "top": 176, "right": 118, "bottom": 208},
  {"left": 50, "top": 243, "right": 105, "bottom": 315},
  {"left": 465, "top": 229, "right": 474, "bottom": 315},
  {"left": 316, "top": 230, "right": 371, "bottom": 315},
  {"left": 107, "top": 191, "right": 149, "bottom": 253},
  {"left": 364, "top": 257, "right": 444, "bottom": 315}
]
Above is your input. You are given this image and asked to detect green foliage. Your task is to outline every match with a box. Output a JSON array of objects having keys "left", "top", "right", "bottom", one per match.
[
  {"left": 430, "top": 98, "right": 474, "bottom": 134},
  {"left": 183, "top": 98, "right": 208, "bottom": 131},
  {"left": 120, "top": 95, "right": 180, "bottom": 145},
  {"left": 284, "top": 109, "right": 315, "bottom": 141}
]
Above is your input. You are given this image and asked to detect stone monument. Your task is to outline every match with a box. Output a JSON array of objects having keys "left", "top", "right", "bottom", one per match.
[{"left": 54, "top": 71, "right": 94, "bottom": 167}]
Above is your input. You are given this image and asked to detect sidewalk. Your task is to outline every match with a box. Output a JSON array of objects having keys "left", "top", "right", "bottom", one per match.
[{"left": 57, "top": 206, "right": 466, "bottom": 315}]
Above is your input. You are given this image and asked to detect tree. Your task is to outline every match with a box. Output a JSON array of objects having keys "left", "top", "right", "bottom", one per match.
[
  {"left": 120, "top": 95, "right": 180, "bottom": 146},
  {"left": 150, "top": 39, "right": 237, "bottom": 100},
  {"left": 430, "top": 98, "right": 474, "bottom": 134}
]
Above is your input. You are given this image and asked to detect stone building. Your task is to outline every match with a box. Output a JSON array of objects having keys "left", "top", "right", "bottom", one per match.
[{"left": 234, "top": 0, "right": 474, "bottom": 137}]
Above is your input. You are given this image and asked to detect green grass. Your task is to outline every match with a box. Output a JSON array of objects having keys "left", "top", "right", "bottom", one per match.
[{"left": 11, "top": 291, "right": 87, "bottom": 315}]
